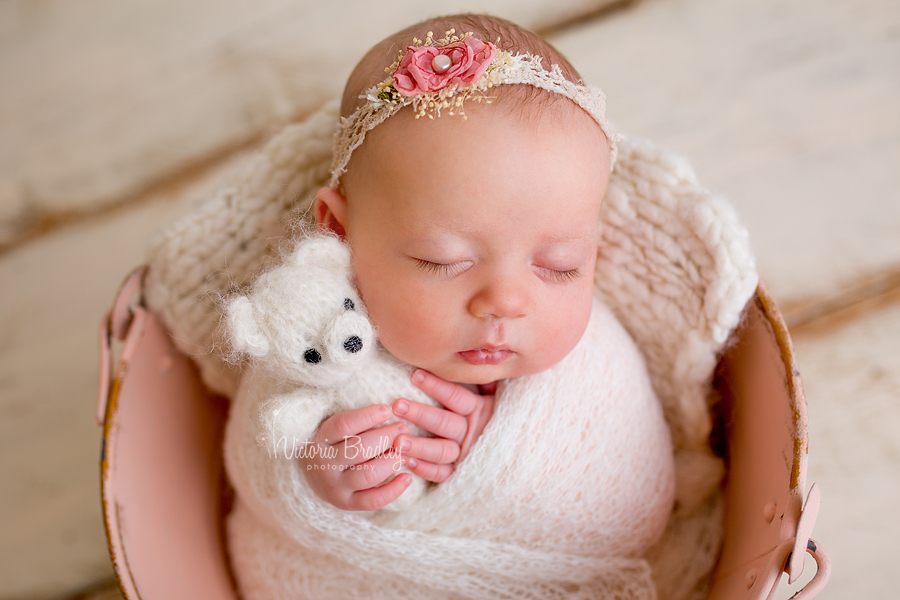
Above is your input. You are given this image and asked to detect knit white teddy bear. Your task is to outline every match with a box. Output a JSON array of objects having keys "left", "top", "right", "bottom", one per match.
[{"left": 224, "top": 233, "right": 434, "bottom": 510}]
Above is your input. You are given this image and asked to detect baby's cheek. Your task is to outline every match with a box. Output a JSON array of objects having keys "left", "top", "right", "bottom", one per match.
[
  {"left": 540, "top": 289, "right": 594, "bottom": 364},
  {"left": 365, "top": 289, "right": 447, "bottom": 361}
]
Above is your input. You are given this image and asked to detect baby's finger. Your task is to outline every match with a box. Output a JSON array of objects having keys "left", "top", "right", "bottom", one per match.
[
  {"left": 317, "top": 404, "right": 392, "bottom": 443},
  {"left": 411, "top": 369, "right": 478, "bottom": 416},
  {"left": 406, "top": 457, "right": 454, "bottom": 483},
  {"left": 347, "top": 473, "right": 411, "bottom": 512},
  {"left": 333, "top": 422, "right": 408, "bottom": 467},
  {"left": 395, "top": 434, "right": 460, "bottom": 465},
  {"left": 343, "top": 454, "right": 408, "bottom": 492},
  {"left": 393, "top": 398, "right": 467, "bottom": 443}
]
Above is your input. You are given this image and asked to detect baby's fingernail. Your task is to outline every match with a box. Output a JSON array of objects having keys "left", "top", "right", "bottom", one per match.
[
  {"left": 400, "top": 439, "right": 411, "bottom": 451},
  {"left": 394, "top": 400, "right": 409, "bottom": 415},
  {"left": 379, "top": 404, "right": 390, "bottom": 417},
  {"left": 397, "top": 424, "right": 409, "bottom": 435},
  {"left": 412, "top": 370, "right": 426, "bottom": 384},
  {"left": 407, "top": 457, "right": 418, "bottom": 468}
]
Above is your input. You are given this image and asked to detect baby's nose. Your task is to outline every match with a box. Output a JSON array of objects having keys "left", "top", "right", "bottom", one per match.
[{"left": 468, "top": 277, "right": 529, "bottom": 319}]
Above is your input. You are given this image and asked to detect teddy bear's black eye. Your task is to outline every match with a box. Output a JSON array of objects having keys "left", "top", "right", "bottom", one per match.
[
  {"left": 303, "top": 348, "right": 322, "bottom": 364},
  {"left": 343, "top": 298, "right": 355, "bottom": 311}
]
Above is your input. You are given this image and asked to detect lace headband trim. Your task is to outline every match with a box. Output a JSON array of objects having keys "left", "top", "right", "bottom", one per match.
[{"left": 329, "top": 31, "right": 621, "bottom": 188}]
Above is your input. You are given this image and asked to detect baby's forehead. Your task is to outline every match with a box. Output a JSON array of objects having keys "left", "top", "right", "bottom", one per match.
[
  {"left": 335, "top": 105, "right": 613, "bottom": 195},
  {"left": 373, "top": 86, "right": 603, "bottom": 143},
  {"left": 344, "top": 101, "right": 607, "bottom": 235}
]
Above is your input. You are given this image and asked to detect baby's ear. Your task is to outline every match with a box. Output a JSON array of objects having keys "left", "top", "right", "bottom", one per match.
[
  {"left": 225, "top": 296, "right": 270, "bottom": 358},
  {"left": 288, "top": 234, "right": 352, "bottom": 272},
  {"left": 313, "top": 187, "right": 347, "bottom": 237}
]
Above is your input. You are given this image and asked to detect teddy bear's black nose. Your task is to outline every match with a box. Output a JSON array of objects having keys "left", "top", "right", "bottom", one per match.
[
  {"left": 343, "top": 336, "right": 363, "bottom": 353},
  {"left": 303, "top": 348, "right": 322, "bottom": 364}
]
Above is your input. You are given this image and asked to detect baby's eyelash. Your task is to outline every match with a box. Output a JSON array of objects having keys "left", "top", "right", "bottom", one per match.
[
  {"left": 414, "top": 258, "right": 471, "bottom": 277},
  {"left": 539, "top": 267, "right": 582, "bottom": 283}
]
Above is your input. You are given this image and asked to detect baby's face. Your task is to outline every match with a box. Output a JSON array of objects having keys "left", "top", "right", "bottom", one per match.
[{"left": 321, "top": 101, "right": 610, "bottom": 385}]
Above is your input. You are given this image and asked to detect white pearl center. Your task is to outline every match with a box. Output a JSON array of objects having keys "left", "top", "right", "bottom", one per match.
[{"left": 431, "top": 54, "right": 452, "bottom": 74}]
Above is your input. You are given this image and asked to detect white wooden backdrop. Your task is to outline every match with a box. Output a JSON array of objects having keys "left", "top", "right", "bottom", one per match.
[{"left": 1, "top": 0, "right": 897, "bottom": 597}]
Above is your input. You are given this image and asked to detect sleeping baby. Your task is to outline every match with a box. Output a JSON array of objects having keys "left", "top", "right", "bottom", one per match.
[{"left": 221, "top": 13, "right": 676, "bottom": 600}]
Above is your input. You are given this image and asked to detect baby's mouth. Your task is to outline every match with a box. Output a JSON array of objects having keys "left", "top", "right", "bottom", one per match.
[{"left": 457, "top": 348, "right": 513, "bottom": 365}]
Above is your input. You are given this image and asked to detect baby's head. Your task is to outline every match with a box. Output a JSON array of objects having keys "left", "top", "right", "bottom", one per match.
[{"left": 314, "top": 14, "right": 614, "bottom": 385}]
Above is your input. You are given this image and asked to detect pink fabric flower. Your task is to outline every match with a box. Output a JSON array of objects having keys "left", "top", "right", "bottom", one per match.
[{"left": 393, "top": 36, "right": 497, "bottom": 97}]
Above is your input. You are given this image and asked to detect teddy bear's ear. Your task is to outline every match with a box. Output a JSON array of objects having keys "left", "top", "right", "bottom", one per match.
[
  {"left": 288, "top": 234, "right": 351, "bottom": 272},
  {"left": 225, "top": 296, "right": 270, "bottom": 358}
]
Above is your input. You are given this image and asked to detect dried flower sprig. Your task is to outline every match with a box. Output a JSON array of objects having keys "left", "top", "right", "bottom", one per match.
[{"left": 362, "top": 31, "right": 512, "bottom": 120}]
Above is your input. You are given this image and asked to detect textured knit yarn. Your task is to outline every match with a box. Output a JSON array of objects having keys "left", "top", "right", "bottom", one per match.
[
  {"left": 224, "top": 293, "right": 675, "bottom": 600},
  {"left": 144, "top": 99, "right": 759, "bottom": 600}
]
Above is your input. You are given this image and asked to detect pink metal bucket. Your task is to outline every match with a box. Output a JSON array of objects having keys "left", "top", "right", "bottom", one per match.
[{"left": 97, "top": 266, "right": 831, "bottom": 599}]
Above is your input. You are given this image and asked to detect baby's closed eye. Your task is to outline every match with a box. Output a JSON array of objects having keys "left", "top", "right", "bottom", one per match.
[
  {"left": 532, "top": 265, "right": 583, "bottom": 283},
  {"left": 413, "top": 258, "right": 474, "bottom": 278}
]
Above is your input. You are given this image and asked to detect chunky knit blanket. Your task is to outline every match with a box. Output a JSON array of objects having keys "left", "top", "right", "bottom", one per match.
[{"left": 144, "top": 99, "right": 758, "bottom": 600}]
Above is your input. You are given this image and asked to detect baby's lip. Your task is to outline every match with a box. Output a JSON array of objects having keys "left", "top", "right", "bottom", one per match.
[{"left": 458, "top": 347, "right": 513, "bottom": 365}]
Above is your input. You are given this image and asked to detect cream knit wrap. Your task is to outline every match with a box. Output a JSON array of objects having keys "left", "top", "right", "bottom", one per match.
[
  {"left": 144, "top": 99, "right": 758, "bottom": 599},
  {"left": 223, "top": 292, "right": 676, "bottom": 600}
]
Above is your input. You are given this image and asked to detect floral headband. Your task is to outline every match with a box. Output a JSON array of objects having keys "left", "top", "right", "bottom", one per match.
[{"left": 328, "top": 30, "right": 621, "bottom": 188}]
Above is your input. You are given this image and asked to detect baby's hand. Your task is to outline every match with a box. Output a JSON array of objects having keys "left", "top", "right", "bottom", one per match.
[
  {"left": 392, "top": 369, "right": 495, "bottom": 483},
  {"left": 300, "top": 404, "right": 411, "bottom": 511}
]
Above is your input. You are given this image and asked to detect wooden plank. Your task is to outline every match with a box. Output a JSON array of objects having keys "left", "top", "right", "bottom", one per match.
[
  {"left": 786, "top": 299, "right": 900, "bottom": 600},
  {"left": 551, "top": 0, "right": 900, "bottom": 306},
  {"left": 0, "top": 151, "right": 252, "bottom": 599},
  {"left": 0, "top": 0, "right": 620, "bottom": 249}
]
